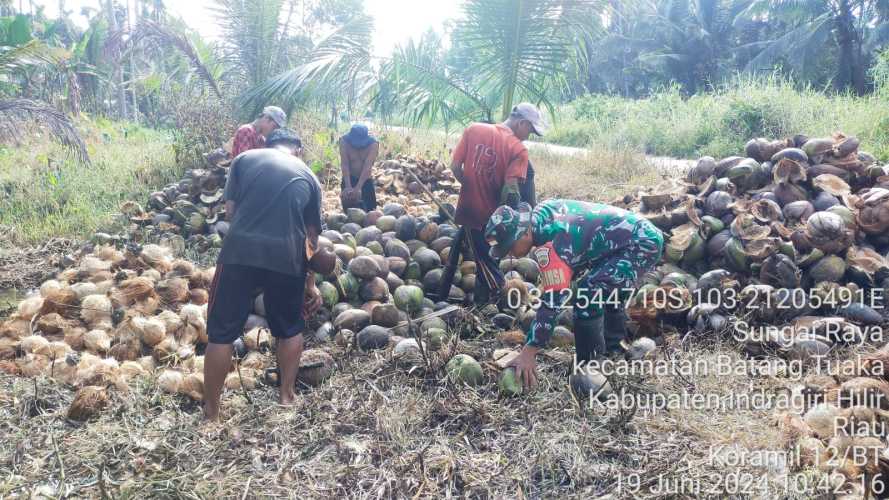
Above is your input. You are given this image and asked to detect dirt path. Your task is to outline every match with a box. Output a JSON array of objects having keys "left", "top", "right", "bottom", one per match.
[{"left": 382, "top": 125, "right": 695, "bottom": 174}]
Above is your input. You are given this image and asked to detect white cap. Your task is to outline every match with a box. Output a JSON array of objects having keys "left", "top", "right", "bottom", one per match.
[{"left": 510, "top": 102, "right": 549, "bottom": 136}]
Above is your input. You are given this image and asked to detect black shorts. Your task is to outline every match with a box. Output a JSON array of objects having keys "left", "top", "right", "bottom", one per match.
[{"left": 207, "top": 264, "right": 306, "bottom": 344}]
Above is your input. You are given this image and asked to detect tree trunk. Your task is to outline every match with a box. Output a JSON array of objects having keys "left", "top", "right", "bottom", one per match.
[
  {"left": 834, "top": 0, "right": 862, "bottom": 93},
  {"left": 106, "top": 0, "right": 128, "bottom": 120}
]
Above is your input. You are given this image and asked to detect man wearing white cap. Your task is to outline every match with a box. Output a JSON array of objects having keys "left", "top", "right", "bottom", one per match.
[
  {"left": 230, "top": 105, "right": 287, "bottom": 158},
  {"left": 440, "top": 102, "right": 548, "bottom": 305}
]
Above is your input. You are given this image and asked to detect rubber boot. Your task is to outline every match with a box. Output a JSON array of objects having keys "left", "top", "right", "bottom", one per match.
[
  {"left": 573, "top": 316, "right": 605, "bottom": 364},
  {"left": 570, "top": 316, "right": 606, "bottom": 399},
  {"left": 603, "top": 304, "right": 629, "bottom": 355}
]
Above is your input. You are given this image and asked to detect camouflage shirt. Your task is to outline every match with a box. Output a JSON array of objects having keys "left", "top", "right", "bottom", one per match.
[{"left": 525, "top": 200, "right": 664, "bottom": 348}]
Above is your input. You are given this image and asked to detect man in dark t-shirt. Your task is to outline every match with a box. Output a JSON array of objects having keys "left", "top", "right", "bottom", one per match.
[{"left": 204, "top": 128, "right": 323, "bottom": 421}]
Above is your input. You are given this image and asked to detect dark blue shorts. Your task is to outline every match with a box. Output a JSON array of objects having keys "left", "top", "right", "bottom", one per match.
[{"left": 207, "top": 264, "right": 306, "bottom": 344}]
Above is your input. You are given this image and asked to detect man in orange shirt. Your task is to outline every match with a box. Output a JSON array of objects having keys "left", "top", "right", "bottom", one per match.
[{"left": 441, "top": 103, "right": 548, "bottom": 304}]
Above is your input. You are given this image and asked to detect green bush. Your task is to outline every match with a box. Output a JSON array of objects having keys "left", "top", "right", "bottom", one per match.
[{"left": 549, "top": 76, "right": 889, "bottom": 161}]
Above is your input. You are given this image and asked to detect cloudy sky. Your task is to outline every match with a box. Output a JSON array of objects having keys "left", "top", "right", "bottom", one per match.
[{"left": 35, "top": 0, "right": 462, "bottom": 57}]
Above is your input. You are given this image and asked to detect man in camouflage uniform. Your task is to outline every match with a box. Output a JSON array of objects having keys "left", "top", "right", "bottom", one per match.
[{"left": 485, "top": 200, "right": 664, "bottom": 390}]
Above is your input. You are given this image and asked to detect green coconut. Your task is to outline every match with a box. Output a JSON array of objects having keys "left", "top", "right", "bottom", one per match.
[
  {"left": 405, "top": 239, "right": 427, "bottom": 255},
  {"left": 826, "top": 205, "right": 856, "bottom": 227},
  {"left": 317, "top": 281, "right": 339, "bottom": 309},
  {"left": 515, "top": 258, "right": 541, "bottom": 282},
  {"left": 460, "top": 261, "right": 477, "bottom": 275},
  {"left": 460, "top": 274, "right": 476, "bottom": 292},
  {"left": 700, "top": 215, "right": 725, "bottom": 236},
  {"left": 723, "top": 238, "right": 748, "bottom": 272},
  {"left": 375, "top": 215, "right": 397, "bottom": 233},
  {"left": 446, "top": 354, "right": 484, "bottom": 386},
  {"left": 395, "top": 215, "right": 417, "bottom": 241},
  {"left": 326, "top": 213, "right": 348, "bottom": 230},
  {"left": 426, "top": 328, "right": 448, "bottom": 350},
  {"left": 348, "top": 255, "right": 382, "bottom": 280},
  {"left": 665, "top": 242, "right": 684, "bottom": 263},
  {"left": 498, "top": 368, "right": 523, "bottom": 396},
  {"left": 422, "top": 268, "right": 443, "bottom": 293},
  {"left": 385, "top": 240, "right": 411, "bottom": 261},
  {"left": 356, "top": 226, "right": 382, "bottom": 247},
  {"left": 366, "top": 241, "right": 384, "bottom": 255},
  {"left": 386, "top": 256, "right": 407, "bottom": 277},
  {"left": 413, "top": 248, "right": 441, "bottom": 275},
  {"left": 421, "top": 317, "right": 447, "bottom": 333},
  {"left": 809, "top": 255, "right": 847, "bottom": 283},
  {"left": 386, "top": 272, "right": 405, "bottom": 291},
  {"left": 338, "top": 272, "right": 361, "bottom": 300},
  {"left": 346, "top": 208, "right": 366, "bottom": 225},
  {"left": 333, "top": 244, "right": 355, "bottom": 263},
  {"left": 394, "top": 285, "right": 424, "bottom": 313},
  {"left": 681, "top": 232, "right": 706, "bottom": 265}
]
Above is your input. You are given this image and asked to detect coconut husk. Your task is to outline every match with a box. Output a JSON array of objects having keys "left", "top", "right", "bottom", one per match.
[
  {"left": 225, "top": 368, "right": 258, "bottom": 390},
  {"left": 188, "top": 268, "right": 214, "bottom": 290},
  {"left": 813, "top": 174, "right": 851, "bottom": 196},
  {"left": 84, "top": 329, "right": 111, "bottom": 354},
  {"left": 132, "top": 297, "right": 160, "bottom": 316},
  {"left": 180, "top": 373, "right": 204, "bottom": 400},
  {"left": 20, "top": 335, "right": 50, "bottom": 355},
  {"left": 156, "top": 278, "right": 189, "bottom": 305},
  {"left": 157, "top": 369, "right": 183, "bottom": 394},
  {"left": 0, "top": 318, "right": 30, "bottom": 341},
  {"left": 94, "top": 245, "right": 125, "bottom": 267},
  {"left": 80, "top": 294, "right": 112, "bottom": 329},
  {"left": 79, "top": 256, "right": 112, "bottom": 278},
  {"left": 244, "top": 327, "right": 272, "bottom": 352},
  {"left": 67, "top": 385, "right": 110, "bottom": 421},
  {"left": 39, "top": 288, "right": 80, "bottom": 319},
  {"left": 152, "top": 336, "right": 178, "bottom": 363},
  {"left": 35, "top": 313, "right": 71, "bottom": 337},
  {"left": 109, "top": 340, "right": 140, "bottom": 362},
  {"left": 119, "top": 360, "right": 148, "bottom": 382},
  {"left": 39, "top": 280, "right": 63, "bottom": 297},
  {"left": 188, "top": 289, "right": 209, "bottom": 305},
  {"left": 0, "top": 359, "right": 21, "bottom": 375},
  {"left": 114, "top": 277, "right": 157, "bottom": 306}
]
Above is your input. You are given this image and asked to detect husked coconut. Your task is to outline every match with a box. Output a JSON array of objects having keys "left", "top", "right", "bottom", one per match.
[
  {"left": 39, "top": 280, "right": 63, "bottom": 297},
  {"left": 297, "top": 349, "right": 335, "bottom": 386},
  {"left": 157, "top": 369, "right": 184, "bottom": 393},
  {"left": 64, "top": 327, "right": 86, "bottom": 350},
  {"left": 35, "top": 312, "right": 70, "bottom": 336},
  {"left": 47, "top": 356, "right": 77, "bottom": 383},
  {"left": 803, "top": 403, "right": 842, "bottom": 438},
  {"left": 137, "top": 355, "right": 156, "bottom": 373},
  {"left": 180, "top": 373, "right": 204, "bottom": 400},
  {"left": 114, "top": 277, "right": 156, "bottom": 305},
  {"left": 40, "top": 288, "right": 79, "bottom": 319},
  {"left": 156, "top": 310, "right": 183, "bottom": 334},
  {"left": 80, "top": 294, "right": 112, "bottom": 328},
  {"left": 18, "top": 353, "right": 49, "bottom": 377},
  {"left": 239, "top": 351, "right": 268, "bottom": 370},
  {"left": 243, "top": 327, "right": 272, "bottom": 351},
  {"left": 0, "top": 318, "right": 30, "bottom": 340},
  {"left": 133, "top": 316, "right": 166, "bottom": 346},
  {"left": 141, "top": 268, "right": 162, "bottom": 282},
  {"left": 67, "top": 386, "right": 109, "bottom": 421},
  {"left": 156, "top": 278, "right": 189, "bottom": 304},
  {"left": 15, "top": 296, "right": 43, "bottom": 320},
  {"left": 70, "top": 282, "right": 98, "bottom": 300},
  {"left": 152, "top": 335, "right": 178, "bottom": 363},
  {"left": 84, "top": 329, "right": 111, "bottom": 353},
  {"left": 225, "top": 368, "right": 258, "bottom": 390},
  {"left": 119, "top": 360, "right": 148, "bottom": 382},
  {"left": 20, "top": 335, "right": 50, "bottom": 355}
]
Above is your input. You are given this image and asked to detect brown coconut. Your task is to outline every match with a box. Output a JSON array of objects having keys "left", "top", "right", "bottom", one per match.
[
  {"left": 67, "top": 386, "right": 110, "bottom": 421},
  {"left": 80, "top": 294, "right": 112, "bottom": 328},
  {"left": 297, "top": 349, "right": 335, "bottom": 386},
  {"left": 180, "top": 373, "right": 204, "bottom": 400},
  {"left": 157, "top": 369, "right": 184, "bottom": 394},
  {"left": 156, "top": 278, "right": 189, "bottom": 305},
  {"left": 40, "top": 288, "right": 80, "bottom": 319},
  {"left": 188, "top": 288, "right": 209, "bottom": 305}
]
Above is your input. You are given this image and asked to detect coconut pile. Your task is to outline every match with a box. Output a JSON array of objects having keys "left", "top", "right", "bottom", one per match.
[
  {"left": 0, "top": 243, "right": 331, "bottom": 420},
  {"left": 126, "top": 151, "right": 460, "bottom": 249},
  {"left": 615, "top": 133, "right": 889, "bottom": 357}
]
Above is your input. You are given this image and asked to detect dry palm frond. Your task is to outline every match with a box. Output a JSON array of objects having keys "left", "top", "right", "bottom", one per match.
[{"left": 0, "top": 99, "right": 89, "bottom": 163}]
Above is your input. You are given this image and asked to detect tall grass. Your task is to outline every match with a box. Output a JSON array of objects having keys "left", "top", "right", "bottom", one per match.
[
  {"left": 548, "top": 76, "right": 889, "bottom": 160},
  {"left": 0, "top": 118, "right": 178, "bottom": 245}
]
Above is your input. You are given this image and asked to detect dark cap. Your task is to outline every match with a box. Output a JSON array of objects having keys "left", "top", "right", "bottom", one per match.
[{"left": 266, "top": 128, "right": 302, "bottom": 148}]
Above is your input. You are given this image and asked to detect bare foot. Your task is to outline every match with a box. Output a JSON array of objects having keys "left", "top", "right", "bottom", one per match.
[
  {"left": 203, "top": 402, "right": 220, "bottom": 421},
  {"left": 279, "top": 388, "right": 297, "bottom": 406}
]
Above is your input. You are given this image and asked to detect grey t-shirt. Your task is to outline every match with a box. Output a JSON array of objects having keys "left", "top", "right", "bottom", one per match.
[{"left": 218, "top": 148, "right": 322, "bottom": 276}]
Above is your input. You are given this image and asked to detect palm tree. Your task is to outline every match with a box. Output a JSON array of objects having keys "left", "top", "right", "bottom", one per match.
[
  {"left": 738, "top": 0, "right": 889, "bottom": 93},
  {"left": 0, "top": 40, "right": 89, "bottom": 161}
]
